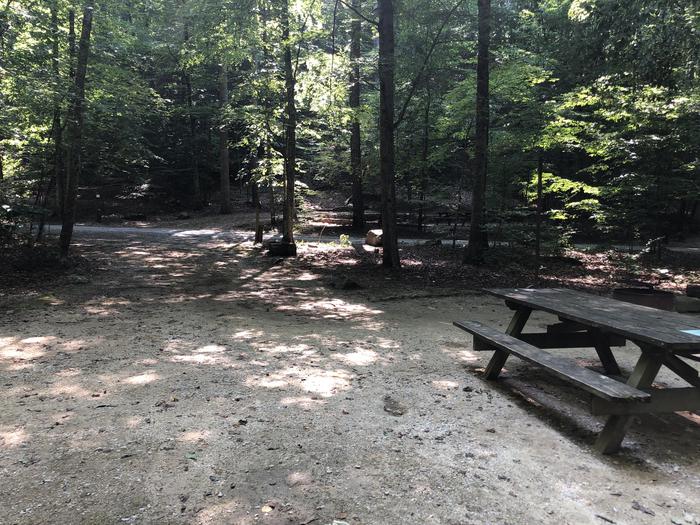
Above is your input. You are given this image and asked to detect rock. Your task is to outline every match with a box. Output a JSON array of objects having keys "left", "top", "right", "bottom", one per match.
[
  {"left": 383, "top": 395, "right": 406, "bottom": 416},
  {"left": 686, "top": 284, "right": 700, "bottom": 298},
  {"left": 631, "top": 501, "right": 655, "bottom": 516},
  {"left": 286, "top": 471, "right": 313, "bottom": 487},
  {"left": 683, "top": 512, "right": 699, "bottom": 524},
  {"left": 366, "top": 229, "right": 383, "bottom": 247}
]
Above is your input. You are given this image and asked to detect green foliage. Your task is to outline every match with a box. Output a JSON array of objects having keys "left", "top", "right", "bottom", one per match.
[{"left": 1, "top": 0, "right": 697, "bottom": 253}]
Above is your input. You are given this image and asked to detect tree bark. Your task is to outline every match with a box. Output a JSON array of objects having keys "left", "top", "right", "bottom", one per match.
[
  {"left": 183, "top": 21, "right": 201, "bottom": 209},
  {"left": 349, "top": 0, "right": 364, "bottom": 230},
  {"left": 219, "top": 62, "right": 232, "bottom": 214},
  {"left": 281, "top": 0, "right": 296, "bottom": 246},
  {"left": 59, "top": 5, "right": 93, "bottom": 258},
  {"left": 378, "top": 0, "right": 400, "bottom": 268},
  {"left": 37, "top": 0, "right": 63, "bottom": 240},
  {"left": 56, "top": 10, "right": 75, "bottom": 211},
  {"left": 185, "top": 71, "right": 201, "bottom": 208},
  {"left": 418, "top": 80, "right": 431, "bottom": 231},
  {"left": 535, "top": 152, "right": 543, "bottom": 262},
  {"left": 464, "top": 0, "right": 491, "bottom": 264}
]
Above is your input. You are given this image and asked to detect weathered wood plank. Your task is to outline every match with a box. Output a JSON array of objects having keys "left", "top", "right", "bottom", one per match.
[
  {"left": 591, "top": 387, "right": 700, "bottom": 415},
  {"left": 516, "top": 332, "right": 625, "bottom": 349},
  {"left": 487, "top": 288, "right": 700, "bottom": 353},
  {"left": 453, "top": 320, "right": 651, "bottom": 402}
]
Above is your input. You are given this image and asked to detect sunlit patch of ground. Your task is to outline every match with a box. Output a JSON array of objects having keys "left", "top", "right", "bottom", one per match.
[{"left": 0, "top": 228, "right": 698, "bottom": 525}]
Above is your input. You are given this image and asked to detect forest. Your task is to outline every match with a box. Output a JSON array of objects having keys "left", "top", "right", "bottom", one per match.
[
  {"left": 1, "top": 1, "right": 700, "bottom": 524},
  {"left": 1, "top": 0, "right": 698, "bottom": 265}
]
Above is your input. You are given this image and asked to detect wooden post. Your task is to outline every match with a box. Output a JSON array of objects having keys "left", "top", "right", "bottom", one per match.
[
  {"left": 594, "top": 349, "right": 663, "bottom": 454},
  {"left": 484, "top": 306, "right": 531, "bottom": 379}
]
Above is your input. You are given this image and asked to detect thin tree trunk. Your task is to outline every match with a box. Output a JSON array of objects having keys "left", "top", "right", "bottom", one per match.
[
  {"left": 264, "top": 142, "right": 275, "bottom": 226},
  {"left": 349, "top": 0, "right": 364, "bottom": 230},
  {"left": 464, "top": 0, "right": 491, "bottom": 264},
  {"left": 418, "top": 81, "right": 431, "bottom": 231},
  {"left": 535, "top": 152, "right": 543, "bottom": 263},
  {"left": 183, "top": 21, "right": 201, "bottom": 209},
  {"left": 378, "top": 0, "right": 400, "bottom": 268},
  {"left": 38, "top": 0, "right": 62, "bottom": 239},
  {"left": 56, "top": 9, "right": 75, "bottom": 211},
  {"left": 59, "top": 5, "right": 93, "bottom": 258},
  {"left": 282, "top": 0, "right": 296, "bottom": 246},
  {"left": 219, "top": 62, "right": 232, "bottom": 214},
  {"left": 185, "top": 71, "right": 201, "bottom": 208},
  {"left": 0, "top": 2, "right": 12, "bottom": 179}
]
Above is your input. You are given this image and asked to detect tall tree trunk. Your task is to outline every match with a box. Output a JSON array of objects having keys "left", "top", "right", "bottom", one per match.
[
  {"left": 218, "top": 63, "right": 232, "bottom": 214},
  {"left": 535, "top": 152, "right": 543, "bottom": 263},
  {"left": 418, "top": 81, "right": 431, "bottom": 231},
  {"left": 59, "top": 5, "right": 93, "bottom": 258},
  {"left": 56, "top": 9, "right": 75, "bottom": 211},
  {"left": 349, "top": 0, "right": 364, "bottom": 230},
  {"left": 464, "top": 0, "right": 491, "bottom": 264},
  {"left": 281, "top": 0, "right": 296, "bottom": 246},
  {"left": 185, "top": 71, "right": 201, "bottom": 208},
  {"left": 183, "top": 21, "right": 201, "bottom": 209},
  {"left": 36, "top": 0, "right": 63, "bottom": 240},
  {"left": 378, "top": 0, "right": 400, "bottom": 267},
  {"left": 253, "top": 143, "right": 264, "bottom": 243}
]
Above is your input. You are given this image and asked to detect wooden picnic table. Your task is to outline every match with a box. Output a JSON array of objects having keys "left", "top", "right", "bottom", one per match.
[{"left": 455, "top": 288, "right": 700, "bottom": 454}]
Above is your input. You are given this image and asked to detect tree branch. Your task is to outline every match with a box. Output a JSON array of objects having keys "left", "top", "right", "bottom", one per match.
[
  {"left": 337, "top": 0, "right": 377, "bottom": 27},
  {"left": 394, "top": 0, "right": 467, "bottom": 128}
]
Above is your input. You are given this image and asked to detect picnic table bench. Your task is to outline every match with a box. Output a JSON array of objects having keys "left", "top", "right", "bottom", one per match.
[{"left": 454, "top": 288, "right": 700, "bottom": 454}]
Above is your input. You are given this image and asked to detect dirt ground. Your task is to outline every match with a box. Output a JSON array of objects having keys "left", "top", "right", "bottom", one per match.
[{"left": 1, "top": 226, "right": 699, "bottom": 525}]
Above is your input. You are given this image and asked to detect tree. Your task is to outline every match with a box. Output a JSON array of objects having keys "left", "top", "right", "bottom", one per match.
[
  {"left": 59, "top": 4, "right": 93, "bottom": 258},
  {"left": 464, "top": 0, "right": 490, "bottom": 264},
  {"left": 378, "top": 0, "right": 400, "bottom": 268},
  {"left": 281, "top": 0, "right": 297, "bottom": 248},
  {"left": 349, "top": 0, "right": 364, "bottom": 230},
  {"left": 219, "top": 62, "right": 232, "bottom": 214}
]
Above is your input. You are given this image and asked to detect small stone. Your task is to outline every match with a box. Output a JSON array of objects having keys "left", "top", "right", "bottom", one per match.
[{"left": 383, "top": 395, "right": 407, "bottom": 416}]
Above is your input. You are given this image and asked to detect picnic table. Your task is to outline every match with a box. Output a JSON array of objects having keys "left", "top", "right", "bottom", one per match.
[{"left": 454, "top": 288, "right": 700, "bottom": 454}]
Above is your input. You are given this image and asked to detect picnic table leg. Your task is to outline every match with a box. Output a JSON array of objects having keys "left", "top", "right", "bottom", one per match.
[
  {"left": 485, "top": 306, "right": 531, "bottom": 380},
  {"left": 590, "top": 329, "right": 622, "bottom": 376},
  {"left": 594, "top": 349, "right": 663, "bottom": 454}
]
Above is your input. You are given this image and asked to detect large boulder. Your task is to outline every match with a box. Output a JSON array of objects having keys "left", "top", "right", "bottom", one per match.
[{"left": 366, "top": 229, "right": 383, "bottom": 247}]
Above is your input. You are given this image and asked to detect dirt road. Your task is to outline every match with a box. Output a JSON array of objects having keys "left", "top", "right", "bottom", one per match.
[{"left": 1, "top": 228, "right": 698, "bottom": 524}]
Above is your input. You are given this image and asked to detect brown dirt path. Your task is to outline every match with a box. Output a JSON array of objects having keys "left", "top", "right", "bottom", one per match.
[{"left": 1, "top": 231, "right": 698, "bottom": 525}]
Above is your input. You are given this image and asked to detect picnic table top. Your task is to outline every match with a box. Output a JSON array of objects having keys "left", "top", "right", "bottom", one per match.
[{"left": 486, "top": 288, "right": 700, "bottom": 354}]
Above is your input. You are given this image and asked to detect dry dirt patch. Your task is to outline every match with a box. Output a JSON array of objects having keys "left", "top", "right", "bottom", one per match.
[{"left": 1, "top": 232, "right": 698, "bottom": 525}]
